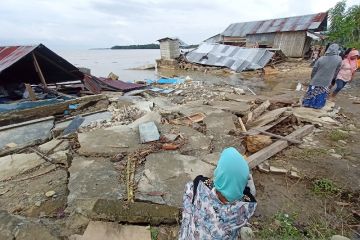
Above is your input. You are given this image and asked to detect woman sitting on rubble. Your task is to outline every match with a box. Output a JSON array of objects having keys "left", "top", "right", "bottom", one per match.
[
  {"left": 302, "top": 43, "right": 342, "bottom": 109},
  {"left": 179, "top": 147, "right": 257, "bottom": 240}
]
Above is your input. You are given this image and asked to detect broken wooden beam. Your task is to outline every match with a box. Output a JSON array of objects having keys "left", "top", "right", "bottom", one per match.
[
  {"left": 247, "top": 125, "right": 314, "bottom": 169},
  {"left": 252, "top": 129, "right": 302, "bottom": 144},
  {"left": 0, "top": 94, "right": 107, "bottom": 126},
  {"left": 32, "top": 53, "right": 48, "bottom": 88},
  {"left": 91, "top": 199, "right": 180, "bottom": 225},
  {"left": 24, "top": 84, "right": 37, "bottom": 101},
  {"left": 238, "top": 117, "right": 247, "bottom": 132},
  {"left": 246, "top": 100, "right": 270, "bottom": 124}
]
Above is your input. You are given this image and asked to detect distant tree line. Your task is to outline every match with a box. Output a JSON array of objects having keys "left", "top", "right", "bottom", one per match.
[
  {"left": 328, "top": 0, "right": 360, "bottom": 49},
  {"left": 111, "top": 44, "right": 160, "bottom": 49}
]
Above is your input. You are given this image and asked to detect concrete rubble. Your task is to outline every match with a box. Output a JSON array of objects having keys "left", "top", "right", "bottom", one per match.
[{"left": 0, "top": 75, "right": 348, "bottom": 239}]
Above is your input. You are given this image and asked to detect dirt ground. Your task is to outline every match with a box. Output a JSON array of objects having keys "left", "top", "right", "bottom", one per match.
[{"left": 249, "top": 67, "right": 360, "bottom": 239}]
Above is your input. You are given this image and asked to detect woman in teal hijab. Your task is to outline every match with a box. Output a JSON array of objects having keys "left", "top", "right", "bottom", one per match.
[
  {"left": 179, "top": 147, "right": 257, "bottom": 240},
  {"left": 214, "top": 147, "right": 250, "bottom": 202}
]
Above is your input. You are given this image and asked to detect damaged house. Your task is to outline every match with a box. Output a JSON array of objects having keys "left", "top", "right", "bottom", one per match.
[
  {"left": 0, "top": 44, "right": 85, "bottom": 100},
  {"left": 221, "top": 12, "right": 328, "bottom": 57}
]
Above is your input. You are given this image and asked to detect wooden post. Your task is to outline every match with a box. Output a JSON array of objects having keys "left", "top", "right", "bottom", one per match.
[
  {"left": 238, "top": 117, "right": 247, "bottom": 132},
  {"left": 32, "top": 53, "right": 48, "bottom": 88},
  {"left": 24, "top": 84, "right": 37, "bottom": 101}
]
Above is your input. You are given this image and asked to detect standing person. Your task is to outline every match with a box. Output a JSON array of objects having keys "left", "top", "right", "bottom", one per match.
[
  {"left": 330, "top": 49, "right": 359, "bottom": 98},
  {"left": 302, "top": 43, "right": 342, "bottom": 109},
  {"left": 179, "top": 147, "right": 257, "bottom": 240}
]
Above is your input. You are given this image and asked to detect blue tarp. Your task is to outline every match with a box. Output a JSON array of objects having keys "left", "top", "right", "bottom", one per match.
[{"left": 145, "top": 77, "right": 185, "bottom": 85}]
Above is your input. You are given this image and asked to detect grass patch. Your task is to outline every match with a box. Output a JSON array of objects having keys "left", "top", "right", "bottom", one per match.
[
  {"left": 257, "top": 212, "right": 302, "bottom": 240},
  {"left": 150, "top": 227, "right": 159, "bottom": 240},
  {"left": 328, "top": 130, "right": 348, "bottom": 141},
  {"left": 313, "top": 178, "right": 339, "bottom": 195},
  {"left": 289, "top": 148, "right": 327, "bottom": 161},
  {"left": 257, "top": 213, "right": 338, "bottom": 240}
]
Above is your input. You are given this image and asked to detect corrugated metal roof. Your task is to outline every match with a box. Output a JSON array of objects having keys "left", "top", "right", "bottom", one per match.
[
  {"left": 0, "top": 45, "right": 37, "bottom": 73},
  {"left": 185, "top": 43, "right": 274, "bottom": 72},
  {"left": 222, "top": 12, "right": 327, "bottom": 37}
]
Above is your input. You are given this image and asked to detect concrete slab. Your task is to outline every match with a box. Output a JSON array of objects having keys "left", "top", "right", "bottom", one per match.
[
  {"left": 0, "top": 153, "right": 45, "bottom": 181},
  {"left": 169, "top": 100, "right": 223, "bottom": 116},
  {"left": 38, "top": 139, "right": 69, "bottom": 153},
  {"left": 54, "top": 111, "right": 113, "bottom": 132},
  {"left": 224, "top": 93, "right": 266, "bottom": 103},
  {"left": 204, "top": 112, "right": 236, "bottom": 136},
  {"left": 293, "top": 107, "right": 339, "bottom": 125},
  {"left": 159, "top": 125, "right": 211, "bottom": 155},
  {"left": 0, "top": 117, "right": 54, "bottom": 151},
  {"left": 137, "top": 152, "right": 214, "bottom": 207},
  {"left": 67, "top": 156, "right": 124, "bottom": 214},
  {"left": 78, "top": 127, "right": 141, "bottom": 156},
  {"left": 74, "top": 221, "right": 151, "bottom": 240},
  {"left": 209, "top": 100, "right": 251, "bottom": 116},
  {"left": 0, "top": 210, "right": 59, "bottom": 240},
  {"left": 91, "top": 200, "right": 180, "bottom": 225},
  {"left": 139, "top": 122, "right": 160, "bottom": 143},
  {"left": 125, "top": 111, "right": 162, "bottom": 129}
]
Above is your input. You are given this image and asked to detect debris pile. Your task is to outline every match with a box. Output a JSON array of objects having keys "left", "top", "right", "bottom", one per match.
[{"left": 0, "top": 69, "right": 348, "bottom": 239}]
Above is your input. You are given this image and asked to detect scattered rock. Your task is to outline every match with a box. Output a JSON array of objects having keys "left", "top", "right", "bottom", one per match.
[
  {"left": 257, "top": 163, "right": 270, "bottom": 173},
  {"left": 35, "top": 201, "right": 42, "bottom": 207},
  {"left": 348, "top": 124, "right": 357, "bottom": 131},
  {"left": 5, "top": 142, "right": 17, "bottom": 148},
  {"left": 330, "top": 153, "right": 342, "bottom": 159},
  {"left": 330, "top": 235, "right": 351, "bottom": 240},
  {"left": 246, "top": 135, "right": 272, "bottom": 153},
  {"left": 240, "top": 227, "right": 255, "bottom": 240},
  {"left": 328, "top": 149, "right": 336, "bottom": 154},
  {"left": 338, "top": 140, "right": 347, "bottom": 145},
  {"left": 45, "top": 191, "right": 56, "bottom": 197},
  {"left": 269, "top": 166, "right": 288, "bottom": 174},
  {"left": 289, "top": 171, "right": 300, "bottom": 179}
]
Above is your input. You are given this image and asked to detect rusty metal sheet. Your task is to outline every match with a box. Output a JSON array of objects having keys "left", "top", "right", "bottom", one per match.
[
  {"left": 98, "top": 78, "right": 145, "bottom": 92},
  {"left": 222, "top": 12, "right": 327, "bottom": 37},
  {"left": 0, "top": 46, "right": 37, "bottom": 73}
]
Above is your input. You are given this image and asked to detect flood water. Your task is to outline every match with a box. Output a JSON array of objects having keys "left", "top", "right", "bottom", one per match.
[
  {"left": 57, "top": 49, "right": 160, "bottom": 82},
  {"left": 57, "top": 49, "right": 305, "bottom": 94}
]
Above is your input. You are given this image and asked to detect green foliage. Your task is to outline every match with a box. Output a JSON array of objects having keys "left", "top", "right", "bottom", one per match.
[
  {"left": 111, "top": 44, "right": 160, "bottom": 49},
  {"left": 313, "top": 178, "right": 339, "bottom": 195},
  {"left": 258, "top": 212, "right": 302, "bottom": 240},
  {"left": 328, "top": 1, "right": 360, "bottom": 49},
  {"left": 328, "top": 129, "right": 348, "bottom": 141},
  {"left": 150, "top": 227, "right": 159, "bottom": 240}
]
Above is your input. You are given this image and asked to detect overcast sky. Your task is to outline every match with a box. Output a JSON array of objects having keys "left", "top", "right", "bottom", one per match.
[{"left": 0, "top": 0, "right": 357, "bottom": 49}]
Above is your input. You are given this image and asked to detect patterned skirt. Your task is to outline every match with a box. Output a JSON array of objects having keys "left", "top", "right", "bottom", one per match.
[{"left": 302, "top": 85, "right": 328, "bottom": 109}]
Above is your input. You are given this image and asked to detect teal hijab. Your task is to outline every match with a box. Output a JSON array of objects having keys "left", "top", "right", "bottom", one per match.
[{"left": 214, "top": 147, "right": 249, "bottom": 202}]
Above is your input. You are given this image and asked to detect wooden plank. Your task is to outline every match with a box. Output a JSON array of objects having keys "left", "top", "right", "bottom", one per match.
[
  {"left": 246, "top": 100, "right": 270, "bottom": 124},
  {"left": 253, "top": 129, "right": 302, "bottom": 144},
  {"left": 32, "top": 53, "right": 48, "bottom": 88},
  {"left": 248, "top": 107, "right": 289, "bottom": 129},
  {"left": 24, "top": 84, "right": 37, "bottom": 101},
  {"left": 247, "top": 125, "right": 314, "bottom": 168},
  {"left": 238, "top": 117, "right": 247, "bottom": 132}
]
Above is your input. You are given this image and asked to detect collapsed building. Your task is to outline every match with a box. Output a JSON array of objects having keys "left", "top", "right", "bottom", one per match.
[{"left": 220, "top": 12, "right": 328, "bottom": 57}]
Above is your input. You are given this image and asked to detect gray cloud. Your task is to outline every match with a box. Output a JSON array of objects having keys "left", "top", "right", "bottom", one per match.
[{"left": 0, "top": 0, "right": 357, "bottom": 49}]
